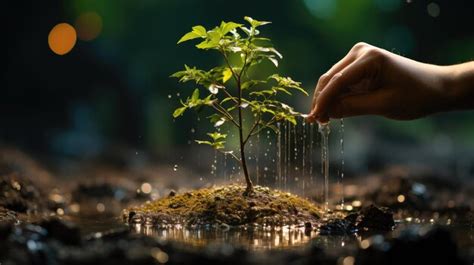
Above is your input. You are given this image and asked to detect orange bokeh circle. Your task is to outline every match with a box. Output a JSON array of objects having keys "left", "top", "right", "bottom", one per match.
[{"left": 48, "top": 23, "right": 77, "bottom": 55}]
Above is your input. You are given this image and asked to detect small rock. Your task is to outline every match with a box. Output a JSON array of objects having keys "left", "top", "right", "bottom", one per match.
[
  {"left": 356, "top": 204, "right": 394, "bottom": 231},
  {"left": 319, "top": 219, "right": 351, "bottom": 235},
  {"left": 168, "top": 190, "right": 176, "bottom": 197}
]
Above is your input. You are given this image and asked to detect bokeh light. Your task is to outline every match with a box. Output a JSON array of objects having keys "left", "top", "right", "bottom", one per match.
[
  {"left": 427, "top": 2, "right": 440, "bottom": 18},
  {"left": 48, "top": 23, "right": 77, "bottom": 55},
  {"left": 75, "top": 12, "right": 103, "bottom": 41},
  {"left": 374, "top": 0, "right": 401, "bottom": 12},
  {"left": 303, "top": 0, "right": 337, "bottom": 19}
]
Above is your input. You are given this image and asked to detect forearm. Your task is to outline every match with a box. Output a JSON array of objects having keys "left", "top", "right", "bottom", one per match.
[{"left": 443, "top": 61, "right": 474, "bottom": 111}]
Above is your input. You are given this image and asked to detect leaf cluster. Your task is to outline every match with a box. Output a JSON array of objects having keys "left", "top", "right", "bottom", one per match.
[{"left": 171, "top": 17, "right": 307, "bottom": 159}]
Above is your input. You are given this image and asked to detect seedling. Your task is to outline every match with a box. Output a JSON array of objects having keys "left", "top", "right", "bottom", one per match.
[{"left": 171, "top": 17, "right": 307, "bottom": 194}]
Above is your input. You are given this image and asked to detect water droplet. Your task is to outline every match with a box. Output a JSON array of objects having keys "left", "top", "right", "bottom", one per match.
[
  {"left": 168, "top": 94, "right": 172, "bottom": 99},
  {"left": 141, "top": 183, "right": 152, "bottom": 194},
  {"left": 173, "top": 164, "right": 178, "bottom": 171},
  {"left": 96, "top": 203, "right": 105, "bottom": 212},
  {"left": 191, "top": 128, "right": 196, "bottom": 133}
]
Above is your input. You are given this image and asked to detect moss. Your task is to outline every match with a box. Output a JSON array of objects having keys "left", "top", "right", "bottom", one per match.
[{"left": 123, "top": 185, "right": 324, "bottom": 227}]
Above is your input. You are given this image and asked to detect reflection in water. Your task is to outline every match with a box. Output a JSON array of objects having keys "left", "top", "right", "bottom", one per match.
[{"left": 131, "top": 224, "right": 320, "bottom": 250}]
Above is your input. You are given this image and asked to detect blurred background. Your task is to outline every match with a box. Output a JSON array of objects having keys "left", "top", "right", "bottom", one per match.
[{"left": 4, "top": 0, "right": 474, "bottom": 182}]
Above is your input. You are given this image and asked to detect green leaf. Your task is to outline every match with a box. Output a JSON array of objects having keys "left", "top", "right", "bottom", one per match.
[
  {"left": 265, "top": 124, "right": 279, "bottom": 134},
  {"left": 242, "top": 80, "right": 266, "bottom": 90},
  {"left": 192, "top": 25, "right": 207, "bottom": 37},
  {"left": 177, "top": 32, "right": 201, "bottom": 44},
  {"left": 172, "top": 106, "right": 187, "bottom": 118},
  {"left": 191, "top": 88, "right": 200, "bottom": 101},
  {"left": 207, "top": 114, "right": 222, "bottom": 124},
  {"left": 273, "top": 86, "right": 292, "bottom": 95},
  {"left": 286, "top": 115, "right": 297, "bottom": 125},
  {"left": 213, "top": 141, "right": 225, "bottom": 149},
  {"left": 219, "top": 21, "right": 243, "bottom": 35},
  {"left": 177, "top": 25, "right": 207, "bottom": 44},
  {"left": 195, "top": 140, "right": 213, "bottom": 146},
  {"left": 267, "top": 56, "right": 279, "bottom": 67},
  {"left": 221, "top": 96, "right": 236, "bottom": 104},
  {"left": 244, "top": 16, "right": 271, "bottom": 28},
  {"left": 207, "top": 132, "right": 227, "bottom": 141},
  {"left": 202, "top": 94, "right": 214, "bottom": 105},
  {"left": 196, "top": 30, "right": 220, "bottom": 49},
  {"left": 222, "top": 68, "right": 233, "bottom": 83},
  {"left": 241, "top": 27, "right": 252, "bottom": 36},
  {"left": 261, "top": 107, "right": 275, "bottom": 115},
  {"left": 291, "top": 86, "right": 309, "bottom": 96}
]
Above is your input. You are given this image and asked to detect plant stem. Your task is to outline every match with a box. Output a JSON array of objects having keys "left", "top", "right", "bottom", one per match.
[
  {"left": 211, "top": 103, "right": 239, "bottom": 128},
  {"left": 221, "top": 48, "right": 253, "bottom": 194},
  {"left": 237, "top": 75, "right": 253, "bottom": 194}
]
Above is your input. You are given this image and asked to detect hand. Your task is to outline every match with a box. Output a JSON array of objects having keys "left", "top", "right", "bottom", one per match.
[{"left": 306, "top": 42, "right": 474, "bottom": 123}]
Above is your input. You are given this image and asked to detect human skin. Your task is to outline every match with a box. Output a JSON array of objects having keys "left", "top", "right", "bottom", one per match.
[{"left": 306, "top": 42, "right": 474, "bottom": 124}]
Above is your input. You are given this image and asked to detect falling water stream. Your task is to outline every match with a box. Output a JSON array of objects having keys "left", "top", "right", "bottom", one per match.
[
  {"left": 187, "top": 117, "right": 345, "bottom": 211},
  {"left": 163, "top": 114, "right": 352, "bottom": 249},
  {"left": 318, "top": 122, "right": 330, "bottom": 212}
]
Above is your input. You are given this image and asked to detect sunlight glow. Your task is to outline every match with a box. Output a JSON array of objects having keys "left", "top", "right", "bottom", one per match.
[{"left": 75, "top": 12, "right": 103, "bottom": 41}]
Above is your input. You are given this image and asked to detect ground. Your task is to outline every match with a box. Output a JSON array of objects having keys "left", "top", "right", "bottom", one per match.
[
  {"left": 0, "top": 148, "right": 472, "bottom": 265},
  {"left": 124, "top": 185, "right": 323, "bottom": 227}
]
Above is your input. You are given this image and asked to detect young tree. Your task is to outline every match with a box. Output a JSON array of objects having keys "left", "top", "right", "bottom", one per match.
[{"left": 171, "top": 17, "right": 307, "bottom": 195}]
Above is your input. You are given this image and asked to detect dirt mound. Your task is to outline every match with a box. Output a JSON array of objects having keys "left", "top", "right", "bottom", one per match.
[{"left": 124, "top": 185, "right": 323, "bottom": 227}]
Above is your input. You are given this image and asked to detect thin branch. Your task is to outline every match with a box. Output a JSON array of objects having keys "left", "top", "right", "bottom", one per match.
[
  {"left": 239, "top": 51, "right": 248, "bottom": 79},
  {"left": 220, "top": 49, "right": 240, "bottom": 85},
  {"left": 250, "top": 116, "right": 276, "bottom": 136},
  {"left": 243, "top": 111, "right": 261, "bottom": 145},
  {"left": 220, "top": 87, "right": 238, "bottom": 104},
  {"left": 217, "top": 149, "right": 240, "bottom": 162},
  {"left": 211, "top": 103, "right": 240, "bottom": 128}
]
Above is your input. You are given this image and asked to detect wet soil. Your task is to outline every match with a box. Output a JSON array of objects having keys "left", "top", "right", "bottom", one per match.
[
  {"left": 0, "top": 149, "right": 473, "bottom": 265},
  {"left": 124, "top": 185, "right": 323, "bottom": 227}
]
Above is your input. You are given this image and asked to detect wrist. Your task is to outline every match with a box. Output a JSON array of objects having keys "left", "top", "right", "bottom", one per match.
[{"left": 440, "top": 62, "right": 474, "bottom": 111}]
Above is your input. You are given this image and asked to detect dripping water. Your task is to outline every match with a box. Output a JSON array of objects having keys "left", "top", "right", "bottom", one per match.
[
  {"left": 277, "top": 122, "right": 282, "bottom": 189},
  {"left": 302, "top": 122, "right": 306, "bottom": 196},
  {"left": 256, "top": 126, "right": 260, "bottom": 185},
  {"left": 309, "top": 123, "right": 314, "bottom": 187},
  {"left": 339, "top": 119, "right": 345, "bottom": 208},
  {"left": 319, "top": 122, "right": 330, "bottom": 212},
  {"left": 285, "top": 121, "right": 290, "bottom": 190}
]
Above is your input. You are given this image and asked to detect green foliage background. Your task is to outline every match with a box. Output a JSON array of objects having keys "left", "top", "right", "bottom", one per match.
[{"left": 7, "top": 0, "right": 473, "bottom": 173}]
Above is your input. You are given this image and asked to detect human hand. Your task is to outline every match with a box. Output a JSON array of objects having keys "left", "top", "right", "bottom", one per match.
[{"left": 306, "top": 42, "right": 473, "bottom": 123}]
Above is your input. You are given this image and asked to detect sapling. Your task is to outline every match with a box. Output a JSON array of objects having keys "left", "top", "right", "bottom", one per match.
[{"left": 171, "top": 17, "right": 307, "bottom": 195}]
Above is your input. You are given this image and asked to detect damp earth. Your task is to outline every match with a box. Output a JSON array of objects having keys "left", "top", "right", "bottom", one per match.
[{"left": 1, "top": 146, "right": 473, "bottom": 265}]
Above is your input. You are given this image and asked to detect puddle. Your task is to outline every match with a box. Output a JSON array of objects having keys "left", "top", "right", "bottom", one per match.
[{"left": 129, "top": 224, "right": 318, "bottom": 250}]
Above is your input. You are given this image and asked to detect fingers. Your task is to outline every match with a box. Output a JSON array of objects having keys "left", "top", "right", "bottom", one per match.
[
  {"left": 308, "top": 50, "right": 357, "bottom": 119},
  {"left": 327, "top": 91, "right": 387, "bottom": 119},
  {"left": 313, "top": 56, "right": 374, "bottom": 122}
]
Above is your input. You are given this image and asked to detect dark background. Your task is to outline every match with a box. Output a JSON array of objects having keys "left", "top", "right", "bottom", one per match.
[{"left": 3, "top": 0, "right": 474, "bottom": 178}]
